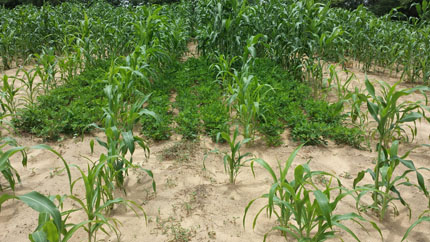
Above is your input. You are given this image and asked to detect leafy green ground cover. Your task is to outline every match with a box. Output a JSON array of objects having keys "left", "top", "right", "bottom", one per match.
[
  {"left": 14, "top": 60, "right": 109, "bottom": 140},
  {"left": 15, "top": 57, "right": 362, "bottom": 147},
  {"left": 251, "top": 59, "right": 363, "bottom": 147}
]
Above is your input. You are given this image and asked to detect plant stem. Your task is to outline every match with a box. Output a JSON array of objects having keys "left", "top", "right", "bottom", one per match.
[
  {"left": 381, "top": 188, "right": 390, "bottom": 220},
  {"left": 373, "top": 138, "right": 383, "bottom": 210},
  {"left": 88, "top": 223, "right": 92, "bottom": 242}
]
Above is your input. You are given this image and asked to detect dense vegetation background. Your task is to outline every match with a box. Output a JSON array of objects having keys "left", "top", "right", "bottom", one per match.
[
  {"left": 333, "top": 0, "right": 421, "bottom": 16},
  {"left": 0, "top": 0, "right": 178, "bottom": 8},
  {"left": 0, "top": 0, "right": 424, "bottom": 17}
]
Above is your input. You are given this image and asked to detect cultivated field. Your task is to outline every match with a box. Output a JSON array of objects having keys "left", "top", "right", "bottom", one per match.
[{"left": 1, "top": 1, "right": 430, "bottom": 242}]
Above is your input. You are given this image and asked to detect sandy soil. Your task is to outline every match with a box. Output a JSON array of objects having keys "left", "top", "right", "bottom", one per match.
[{"left": 0, "top": 48, "right": 429, "bottom": 242}]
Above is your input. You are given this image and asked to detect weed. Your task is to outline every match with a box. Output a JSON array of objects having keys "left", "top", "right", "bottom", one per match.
[
  {"left": 155, "top": 216, "right": 196, "bottom": 242},
  {"left": 208, "top": 231, "right": 216, "bottom": 239},
  {"left": 165, "top": 178, "right": 177, "bottom": 188},
  {"left": 180, "top": 185, "right": 208, "bottom": 216},
  {"left": 160, "top": 141, "right": 198, "bottom": 163}
]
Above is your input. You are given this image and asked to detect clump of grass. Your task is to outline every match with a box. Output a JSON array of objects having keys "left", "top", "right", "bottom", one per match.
[
  {"left": 155, "top": 216, "right": 196, "bottom": 242},
  {"left": 160, "top": 140, "right": 199, "bottom": 163}
]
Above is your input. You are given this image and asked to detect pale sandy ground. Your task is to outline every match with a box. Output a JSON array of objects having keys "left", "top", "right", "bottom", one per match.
[{"left": 0, "top": 46, "right": 429, "bottom": 242}]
